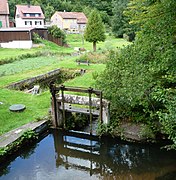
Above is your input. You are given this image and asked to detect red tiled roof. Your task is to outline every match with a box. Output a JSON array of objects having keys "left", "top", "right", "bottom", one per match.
[
  {"left": 16, "top": 5, "right": 45, "bottom": 19},
  {"left": 56, "top": 12, "right": 87, "bottom": 24},
  {"left": 0, "top": 0, "right": 9, "bottom": 15}
]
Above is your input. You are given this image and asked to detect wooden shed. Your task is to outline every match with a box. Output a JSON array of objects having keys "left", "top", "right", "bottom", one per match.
[
  {"left": 0, "top": 27, "right": 49, "bottom": 43},
  {"left": 0, "top": 27, "right": 64, "bottom": 48}
]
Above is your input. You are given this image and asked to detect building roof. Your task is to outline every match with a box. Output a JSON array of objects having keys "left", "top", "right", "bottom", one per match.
[
  {"left": 16, "top": 5, "right": 45, "bottom": 19},
  {"left": 0, "top": 0, "right": 9, "bottom": 15},
  {"left": 56, "top": 12, "right": 87, "bottom": 24}
]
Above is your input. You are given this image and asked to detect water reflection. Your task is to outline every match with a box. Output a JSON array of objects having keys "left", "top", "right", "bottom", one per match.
[
  {"left": 0, "top": 129, "right": 176, "bottom": 180},
  {"left": 52, "top": 130, "right": 176, "bottom": 179}
]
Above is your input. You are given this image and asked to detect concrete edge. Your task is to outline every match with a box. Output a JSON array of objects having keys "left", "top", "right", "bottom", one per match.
[{"left": 0, "top": 120, "right": 49, "bottom": 148}]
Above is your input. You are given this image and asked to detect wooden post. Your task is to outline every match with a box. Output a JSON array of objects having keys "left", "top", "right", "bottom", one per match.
[
  {"left": 88, "top": 87, "right": 93, "bottom": 135},
  {"left": 100, "top": 91, "right": 103, "bottom": 124},
  {"left": 61, "top": 85, "right": 66, "bottom": 129},
  {"left": 49, "top": 83, "right": 58, "bottom": 127}
]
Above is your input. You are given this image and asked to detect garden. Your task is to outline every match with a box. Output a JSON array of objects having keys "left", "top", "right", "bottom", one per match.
[{"left": 0, "top": 34, "right": 130, "bottom": 135}]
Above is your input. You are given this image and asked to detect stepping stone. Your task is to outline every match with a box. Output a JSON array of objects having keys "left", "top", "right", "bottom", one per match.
[{"left": 9, "top": 104, "right": 26, "bottom": 112}]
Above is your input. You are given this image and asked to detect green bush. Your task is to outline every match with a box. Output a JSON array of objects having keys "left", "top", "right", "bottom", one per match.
[
  {"left": 32, "top": 33, "right": 42, "bottom": 44},
  {"left": 48, "top": 25, "right": 67, "bottom": 44}
]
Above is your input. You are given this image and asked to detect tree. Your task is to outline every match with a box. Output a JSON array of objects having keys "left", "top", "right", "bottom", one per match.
[
  {"left": 111, "top": 0, "right": 129, "bottom": 38},
  {"left": 97, "top": 0, "right": 176, "bottom": 148},
  {"left": 84, "top": 10, "right": 106, "bottom": 51},
  {"left": 44, "top": 4, "right": 55, "bottom": 21}
]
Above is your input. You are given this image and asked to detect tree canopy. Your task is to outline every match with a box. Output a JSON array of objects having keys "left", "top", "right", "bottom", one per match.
[
  {"left": 97, "top": 0, "right": 176, "bottom": 148},
  {"left": 111, "top": 0, "right": 129, "bottom": 38}
]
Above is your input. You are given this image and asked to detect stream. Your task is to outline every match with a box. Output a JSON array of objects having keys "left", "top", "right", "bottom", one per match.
[{"left": 0, "top": 129, "right": 176, "bottom": 180}]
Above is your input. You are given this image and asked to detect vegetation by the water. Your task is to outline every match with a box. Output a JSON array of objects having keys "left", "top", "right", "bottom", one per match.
[
  {"left": 0, "top": 129, "right": 38, "bottom": 156},
  {"left": 97, "top": 0, "right": 176, "bottom": 149}
]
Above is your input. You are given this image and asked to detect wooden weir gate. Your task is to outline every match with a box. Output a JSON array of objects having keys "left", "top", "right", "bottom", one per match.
[{"left": 50, "top": 84, "right": 110, "bottom": 134}]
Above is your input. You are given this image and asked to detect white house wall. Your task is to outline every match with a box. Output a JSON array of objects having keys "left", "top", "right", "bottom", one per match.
[
  {"left": 15, "top": 7, "right": 44, "bottom": 28},
  {"left": 15, "top": 17, "right": 44, "bottom": 28}
]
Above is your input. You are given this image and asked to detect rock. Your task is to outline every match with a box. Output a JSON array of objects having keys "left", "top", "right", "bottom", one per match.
[{"left": 119, "top": 123, "right": 145, "bottom": 141}]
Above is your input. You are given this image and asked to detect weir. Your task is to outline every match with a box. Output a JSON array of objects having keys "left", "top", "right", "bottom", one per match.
[{"left": 49, "top": 84, "right": 110, "bottom": 134}]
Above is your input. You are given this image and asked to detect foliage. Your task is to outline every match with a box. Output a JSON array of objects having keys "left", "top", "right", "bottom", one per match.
[
  {"left": 96, "top": 122, "right": 108, "bottom": 136},
  {"left": 32, "top": 33, "right": 42, "bottom": 44},
  {"left": 0, "top": 147, "right": 8, "bottom": 156},
  {"left": 0, "top": 56, "right": 59, "bottom": 76},
  {"left": 139, "top": 124, "right": 155, "bottom": 140},
  {"left": 65, "top": 112, "right": 89, "bottom": 130},
  {"left": 111, "top": 0, "right": 129, "bottom": 38},
  {"left": 84, "top": 10, "right": 106, "bottom": 51},
  {"left": 97, "top": 0, "right": 176, "bottom": 148},
  {"left": 77, "top": 51, "right": 109, "bottom": 64},
  {"left": 111, "top": 0, "right": 137, "bottom": 41},
  {"left": 21, "top": 129, "right": 38, "bottom": 141},
  {"left": 0, "top": 129, "right": 38, "bottom": 156},
  {"left": 48, "top": 25, "right": 67, "bottom": 44}
]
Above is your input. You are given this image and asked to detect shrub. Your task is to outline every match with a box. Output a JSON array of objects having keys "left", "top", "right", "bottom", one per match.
[
  {"left": 32, "top": 33, "right": 42, "bottom": 44},
  {"left": 77, "top": 51, "right": 109, "bottom": 64},
  {"left": 48, "top": 25, "right": 67, "bottom": 44}
]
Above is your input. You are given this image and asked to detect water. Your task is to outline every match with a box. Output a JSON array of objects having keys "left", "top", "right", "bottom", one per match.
[{"left": 0, "top": 129, "right": 176, "bottom": 180}]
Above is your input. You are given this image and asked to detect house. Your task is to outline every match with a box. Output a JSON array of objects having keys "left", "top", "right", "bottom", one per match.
[
  {"left": 0, "top": 0, "right": 9, "bottom": 28},
  {"left": 15, "top": 4, "right": 45, "bottom": 28},
  {"left": 51, "top": 12, "right": 87, "bottom": 33}
]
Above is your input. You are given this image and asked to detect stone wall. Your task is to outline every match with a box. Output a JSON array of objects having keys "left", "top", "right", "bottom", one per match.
[{"left": 7, "top": 69, "right": 61, "bottom": 90}]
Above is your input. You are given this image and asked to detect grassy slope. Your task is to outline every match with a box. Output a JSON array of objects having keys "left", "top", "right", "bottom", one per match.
[{"left": 0, "top": 35, "right": 130, "bottom": 135}]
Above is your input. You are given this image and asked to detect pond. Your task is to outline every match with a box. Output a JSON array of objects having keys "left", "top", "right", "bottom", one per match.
[{"left": 0, "top": 129, "right": 176, "bottom": 180}]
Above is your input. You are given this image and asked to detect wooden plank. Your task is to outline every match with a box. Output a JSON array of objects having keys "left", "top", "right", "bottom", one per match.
[
  {"left": 61, "top": 86, "right": 101, "bottom": 96},
  {"left": 56, "top": 94, "right": 108, "bottom": 108},
  {"left": 59, "top": 104, "right": 99, "bottom": 116}
]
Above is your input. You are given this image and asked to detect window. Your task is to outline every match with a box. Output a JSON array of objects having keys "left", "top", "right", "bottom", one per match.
[
  {"left": 25, "top": 21, "right": 32, "bottom": 26},
  {"left": 35, "top": 21, "right": 42, "bottom": 26},
  {"left": 24, "top": 13, "right": 30, "bottom": 17}
]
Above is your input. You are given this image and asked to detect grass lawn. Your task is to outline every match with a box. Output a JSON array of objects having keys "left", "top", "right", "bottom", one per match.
[
  {"left": 0, "top": 89, "right": 50, "bottom": 135},
  {"left": 0, "top": 35, "right": 130, "bottom": 135},
  {"left": 66, "top": 33, "right": 130, "bottom": 51},
  {"left": 0, "top": 48, "right": 39, "bottom": 61}
]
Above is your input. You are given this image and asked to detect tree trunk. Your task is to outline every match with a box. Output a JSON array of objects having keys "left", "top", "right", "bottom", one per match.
[{"left": 93, "top": 42, "right": 96, "bottom": 52}]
